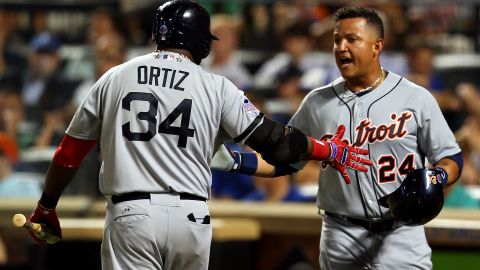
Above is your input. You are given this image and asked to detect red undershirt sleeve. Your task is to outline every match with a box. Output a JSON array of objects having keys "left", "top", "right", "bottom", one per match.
[{"left": 52, "top": 134, "right": 98, "bottom": 168}]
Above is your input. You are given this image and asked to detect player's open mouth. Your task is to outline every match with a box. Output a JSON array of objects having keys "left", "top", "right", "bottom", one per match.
[{"left": 339, "top": 57, "right": 353, "bottom": 67}]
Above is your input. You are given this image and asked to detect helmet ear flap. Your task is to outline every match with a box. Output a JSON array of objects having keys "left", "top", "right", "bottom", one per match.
[{"left": 197, "top": 38, "right": 212, "bottom": 61}]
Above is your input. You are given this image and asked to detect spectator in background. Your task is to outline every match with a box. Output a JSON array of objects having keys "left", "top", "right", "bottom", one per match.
[
  {"left": 457, "top": 83, "right": 480, "bottom": 124},
  {"left": 447, "top": 115, "right": 480, "bottom": 208},
  {"left": 20, "top": 32, "right": 79, "bottom": 147},
  {"left": 406, "top": 44, "right": 445, "bottom": 91},
  {"left": 123, "top": 11, "right": 151, "bottom": 47},
  {"left": 254, "top": 21, "right": 330, "bottom": 92},
  {"left": 202, "top": 14, "right": 253, "bottom": 91},
  {"left": 0, "top": 89, "right": 30, "bottom": 152},
  {"left": 0, "top": 132, "right": 18, "bottom": 165},
  {"left": 21, "top": 33, "right": 77, "bottom": 121},
  {"left": 88, "top": 8, "right": 119, "bottom": 45},
  {"left": 264, "top": 63, "right": 306, "bottom": 124},
  {"left": 441, "top": 83, "right": 480, "bottom": 208},
  {"left": 73, "top": 31, "right": 127, "bottom": 107},
  {"left": 31, "top": 10, "right": 48, "bottom": 36},
  {"left": 255, "top": 63, "right": 319, "bottom": 202},
  {"left": 405, "top": 4, "right": 475, "bottom": 53},
  {"left": 240, "top": 3, "right": 280, "bottom": 52},
  {"left": 0, "top": 8, "right": 26, "bottom": 85},
  {"left": 0, "top": 148, "right": 41, "bottom": 198},
  {"left": 64, "top": 8, "right": 124, "bottom": 88},
  {"left": 406, "top": 43, "right": 464, "bottom": 131}
]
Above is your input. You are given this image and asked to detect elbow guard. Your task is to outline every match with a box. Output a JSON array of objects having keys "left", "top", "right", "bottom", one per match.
[
  {"left": 52, "top": 135, "right": 97, "bottom": 168},
  {"left": 246, "top": 117, "right": 309, "bottom": 166}
]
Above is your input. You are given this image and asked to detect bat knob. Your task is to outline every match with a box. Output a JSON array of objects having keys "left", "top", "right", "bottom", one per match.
[{"left": 12, "top": 214, "right": 27, "bottom": 228}]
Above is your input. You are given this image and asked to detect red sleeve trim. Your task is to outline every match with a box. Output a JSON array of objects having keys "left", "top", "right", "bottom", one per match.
[{"left": 52, "top": 135, "right": 97, "bottom": 168}]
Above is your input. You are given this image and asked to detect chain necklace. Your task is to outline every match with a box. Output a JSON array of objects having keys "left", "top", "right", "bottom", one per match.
[{"left": 344, "top": 67, "right": 384, "bottom": 97}]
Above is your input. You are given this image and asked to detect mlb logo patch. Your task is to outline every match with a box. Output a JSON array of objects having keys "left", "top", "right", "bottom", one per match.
[
  {"left": 162, "top": 55, "right": 175, "bottom": 61},
  {"left": 242, "top": 98, "right": 259, "bottom": 117}
]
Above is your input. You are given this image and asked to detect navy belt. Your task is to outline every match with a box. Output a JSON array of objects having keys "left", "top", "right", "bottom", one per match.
[
  {"left": 111, "top": 192, "right": 206, "bottom": 204},
  {"left": 325, "top": 211, "right": 396, "bottom": 233}
]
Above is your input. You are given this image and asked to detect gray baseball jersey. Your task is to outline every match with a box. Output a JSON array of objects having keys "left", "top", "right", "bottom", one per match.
[
  {"left": 66, "top": 51, "right": 261, "bottom": 199},
  {"left": 289, "top": 71, "right": 460, "bottom": 220}
]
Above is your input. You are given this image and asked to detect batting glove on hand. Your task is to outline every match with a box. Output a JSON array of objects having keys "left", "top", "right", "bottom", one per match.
[
  {"left": 28, "top": 202, "right": 62, "bottom": 243},
  {"left": 310, "top": 125, "right": 373, "bottom": 184}
]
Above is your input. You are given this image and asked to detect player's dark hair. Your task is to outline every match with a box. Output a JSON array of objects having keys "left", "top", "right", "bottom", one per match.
[{"left": 334, "top": 6, "right": 384, "bottom": 39}]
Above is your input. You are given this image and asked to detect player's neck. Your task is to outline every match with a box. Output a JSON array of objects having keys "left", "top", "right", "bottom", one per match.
[{"left": 346, "top": 67, "right": 384, "bottom": 93}]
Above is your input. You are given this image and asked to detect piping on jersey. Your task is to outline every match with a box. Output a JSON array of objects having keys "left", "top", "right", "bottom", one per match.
[
  {"left": 365, "top": 76, "right": 403, "bottom": 218},
  {"left": 332, "top": 82, "right": 369, "bottom": 218}
]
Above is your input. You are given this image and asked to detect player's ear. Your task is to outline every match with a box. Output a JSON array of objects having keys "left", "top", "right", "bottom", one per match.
[{"left": 373, "top": 38, "right": 384, "bottom": 58}]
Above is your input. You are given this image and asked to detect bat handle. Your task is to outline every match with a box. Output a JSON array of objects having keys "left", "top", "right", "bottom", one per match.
[
  {"left": 25, "top": 220, "right": 42, "bottom": 234},
  {"left": 30, "top": 223, "right": 60, "bottom": 244},
  {"left": 12, "top": 214, "right": 60, "bottom": 244}
]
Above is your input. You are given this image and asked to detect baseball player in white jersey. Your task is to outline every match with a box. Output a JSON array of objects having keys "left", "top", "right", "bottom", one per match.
[
  {"left": 213, "top": 6, "right": 463, "bottom": 270},
  {"left": 26, "top": 1, "right": 373, "bottom": 270}
]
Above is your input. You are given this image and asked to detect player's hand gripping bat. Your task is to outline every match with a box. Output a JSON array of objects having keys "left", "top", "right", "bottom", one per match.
[{"left": 12, "top": 213, "right": 60, "bottom": 244}]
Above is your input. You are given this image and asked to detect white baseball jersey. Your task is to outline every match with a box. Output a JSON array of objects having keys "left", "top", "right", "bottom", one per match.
[
  {"left": 289, "top": 71, "right": 460, "bottom": 220},
  {"left": 66, "top": 51, "right": 261, "bottom": 199}
]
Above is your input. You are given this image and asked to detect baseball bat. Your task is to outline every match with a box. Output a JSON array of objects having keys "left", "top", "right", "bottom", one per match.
[{"left": 12, "top": 214, "right": 60, "bottom": 244}]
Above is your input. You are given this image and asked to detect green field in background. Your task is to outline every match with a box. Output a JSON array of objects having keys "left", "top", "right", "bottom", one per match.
[{"left": 432, "top": 250, "right": 480, "bottom": 270}]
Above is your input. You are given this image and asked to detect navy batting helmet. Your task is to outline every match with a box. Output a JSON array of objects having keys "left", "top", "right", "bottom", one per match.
[
  {"left": 378, "top": 168, "right": 444, "bottom": 226},
  {"left": 152, "top": 0, "right": 219, "bottom": 64}
]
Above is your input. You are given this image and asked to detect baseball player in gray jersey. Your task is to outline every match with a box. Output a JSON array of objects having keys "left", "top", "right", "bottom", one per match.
[
  {"left": 26, "top": 1, "right": 372, "bottom": 270},
  {"left": 213, "top": 6, "right": 463, "bottom": 270}
]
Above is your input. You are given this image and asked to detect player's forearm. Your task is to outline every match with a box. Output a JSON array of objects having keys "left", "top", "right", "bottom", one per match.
[
  {"left": 434, "top": 157, "right": 461, "bottom": 188},
  {"left": 245, "top": 118, "right": 330, "bottom": 166},
  {"left": 40, "top": 163, "right": 79, "bottom": 208},
  {"left": 210, "top": 145, "right": 296, "bottom": 177},
  {"left": 39, "top": 134, "right": 98, "bottom": 208},
  {"left": 254, "top": 152, "right": 276, "bottom": 177}
]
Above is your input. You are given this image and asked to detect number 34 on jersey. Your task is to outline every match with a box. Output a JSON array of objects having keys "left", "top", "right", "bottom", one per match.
[{"left": 122, "top": 93, "right": 194, "bottom": 148}]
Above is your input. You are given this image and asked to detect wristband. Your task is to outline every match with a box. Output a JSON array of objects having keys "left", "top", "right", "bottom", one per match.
[
  {"left": 237, "top": 152, "right": 258, "bottom": 175},
  {"left": 433, "top": 167, "right": 448, "bottom": 187},
  {"left": 39, "top": 193, "right": 59, "bottom": 209},
  {"left": 307, "top": 137, "right": 331, "bottom": 160}
]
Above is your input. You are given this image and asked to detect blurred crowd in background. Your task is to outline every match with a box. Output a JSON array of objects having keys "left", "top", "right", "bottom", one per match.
[{"left": 1, "top": 0, "right": 480, "bottom": 215}]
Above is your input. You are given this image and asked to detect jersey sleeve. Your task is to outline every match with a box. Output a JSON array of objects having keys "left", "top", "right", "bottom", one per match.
[
  {"left": 418, "top": 90, "right": 461, "bottom": 164},
  {"left": 219, "top": 78, "right": 262, "bottom": 144},
  {"left": 65, "top": 69, "right": 113, "bottom": 140}
]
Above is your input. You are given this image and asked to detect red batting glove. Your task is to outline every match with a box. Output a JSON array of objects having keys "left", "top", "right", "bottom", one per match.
[
  {"left": 28, "top": 203, "right": 62, "bottom": 243},
  {"left": 308, "top": 125, "right": 373, "bottom": 184}
]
